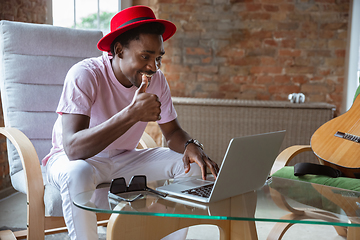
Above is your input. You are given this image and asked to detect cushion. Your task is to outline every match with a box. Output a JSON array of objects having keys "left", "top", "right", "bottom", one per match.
[
  {"left": 270, "top": 167, "right": 340, "bottom": 213},
  {"left": 272, "top": 166, "right": 360, "bottom": 192}
]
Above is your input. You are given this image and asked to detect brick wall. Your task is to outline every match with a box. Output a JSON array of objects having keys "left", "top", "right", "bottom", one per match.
[
  {"left": 151, "top": 0, "right": 349, "bottom": 114},
  {"left": 0, "top": 0, "right": 49, "bottom": 23},
  {"left": 0, "top": 0, "right": 50, "bottom": 191}
]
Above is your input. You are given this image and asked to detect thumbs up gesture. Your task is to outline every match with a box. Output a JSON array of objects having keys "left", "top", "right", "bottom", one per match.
[
  {"left": 130, "top": 75, "right": 161, "bottom": 122},
  {"left": 137, "top": 74, "right": 149, "bottom": 94}
]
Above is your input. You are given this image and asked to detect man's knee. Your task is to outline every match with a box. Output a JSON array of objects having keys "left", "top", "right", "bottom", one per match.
[{"left": 58, "top": 160, "right": 96, "bottom": 189}]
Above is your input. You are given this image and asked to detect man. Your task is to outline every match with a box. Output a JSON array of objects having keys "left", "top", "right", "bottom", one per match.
[{"left": 43, "top": 5, "right": 219, "bottom": 240}]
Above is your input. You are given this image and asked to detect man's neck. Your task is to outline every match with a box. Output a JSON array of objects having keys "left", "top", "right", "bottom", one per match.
[{"left": 111, "top": 57, "right": 132, "bottom": 88}]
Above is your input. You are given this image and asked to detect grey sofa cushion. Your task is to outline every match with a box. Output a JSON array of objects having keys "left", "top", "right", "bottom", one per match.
[{"left": 0, "top": 20, "right": 103, "bottom": 216}]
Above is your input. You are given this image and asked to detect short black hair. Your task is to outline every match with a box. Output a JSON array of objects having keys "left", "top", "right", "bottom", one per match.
[{"left": 110, "top": 22, "right": 166, "bottom": 56}]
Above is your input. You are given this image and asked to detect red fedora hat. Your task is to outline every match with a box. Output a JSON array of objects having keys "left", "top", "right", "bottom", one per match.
[{"left": 97, "top": 5, "right": 176, "bottom": 52}]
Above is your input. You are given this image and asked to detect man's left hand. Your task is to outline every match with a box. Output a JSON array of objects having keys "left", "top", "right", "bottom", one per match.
[{"left": 183, "top": 143, "right": 219, "bottom": 180}]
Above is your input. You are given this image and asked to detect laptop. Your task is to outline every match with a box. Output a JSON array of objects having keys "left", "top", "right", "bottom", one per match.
[{"left": 156, "top": 130, "right": 286, "bottom": 203}]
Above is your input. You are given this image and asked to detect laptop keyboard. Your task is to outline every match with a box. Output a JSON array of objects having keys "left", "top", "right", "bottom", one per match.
[{"left": 181, "top": 184, "right": 214, "bottom": 198}]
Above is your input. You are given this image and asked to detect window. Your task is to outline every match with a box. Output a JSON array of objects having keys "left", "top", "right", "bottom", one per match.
[{"left": 52, "top": 0, "right": 126, "bottom": 35}]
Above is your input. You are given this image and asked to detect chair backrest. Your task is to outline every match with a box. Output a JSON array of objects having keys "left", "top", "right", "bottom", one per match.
[{"left": 0, "top": 21, "right": 103, "bottom": 178}]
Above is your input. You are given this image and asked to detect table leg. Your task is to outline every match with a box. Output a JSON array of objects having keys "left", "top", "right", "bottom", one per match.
[
  {"left": 230, "top": 220, "right": 258, "bottom": 240},
  {"left": 106, "top": 214, "right": 257, "bottom": 240},
  {"left": 347, "top": 226, "right": 360, "bottom": 240},
  {"left": 267, "top": 211, "right": 348, "bottom": 240}
]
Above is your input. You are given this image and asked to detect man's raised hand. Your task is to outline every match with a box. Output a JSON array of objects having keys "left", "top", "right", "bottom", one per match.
[{"left": 130, "top": 75, "right": 161, "bottom": 122}]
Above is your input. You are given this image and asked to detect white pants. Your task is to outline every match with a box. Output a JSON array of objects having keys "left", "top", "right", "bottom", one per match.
[{"left": 46, "top": 148, "right": 201, "bottom": 240}]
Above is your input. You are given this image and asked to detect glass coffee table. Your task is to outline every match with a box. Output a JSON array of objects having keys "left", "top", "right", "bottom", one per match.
[{"left": 74, "top": 176, "right": 360, "bottom": 240}]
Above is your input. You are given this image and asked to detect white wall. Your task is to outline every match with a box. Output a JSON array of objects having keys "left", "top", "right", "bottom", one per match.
[{"left": 343, "top": 0, "right": 360, "bottom": 113}]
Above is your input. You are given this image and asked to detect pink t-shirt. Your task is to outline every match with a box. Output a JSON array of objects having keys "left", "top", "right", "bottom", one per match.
[{"left": 42, "top": 54, "right": 177, "bottom": 165}]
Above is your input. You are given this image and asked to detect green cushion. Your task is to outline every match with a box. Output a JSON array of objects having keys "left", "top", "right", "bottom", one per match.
[
  {"left": 355, "top": 85, "right": 360, "bottom": 102},
  {"left": 272, "top": 166, "right": 360, "bottom": 192}
]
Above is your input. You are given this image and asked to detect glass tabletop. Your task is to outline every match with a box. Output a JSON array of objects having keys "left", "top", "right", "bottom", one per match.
[{"left": 73, "top": 176, "right": 360, "bottom": 227}]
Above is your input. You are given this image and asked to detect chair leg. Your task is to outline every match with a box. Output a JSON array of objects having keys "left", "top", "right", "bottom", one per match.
[
  {"left": 43, "top": 213, "right": 110, "bottom": 236},
  {"left": 10, "top": 213, "right": 110, "bottom": 239}
]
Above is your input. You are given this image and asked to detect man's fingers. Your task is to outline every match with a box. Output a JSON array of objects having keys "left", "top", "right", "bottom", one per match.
[
  {"left": 132, "top": 75, "right": 148, "bottom": 104},
  {"left": 208, "top": 157, "right": 219, "bottom": 173},
  {"left": 183, "top": 156, "right": 190, "bottom": 173},
  {"left": 201, "top": 155, "right": 219, "bottom": 179},
  {"left": 201, "top": 168, "right": 207, "bottom": 180},
  {"left": 195, "top": 155, "right": 207, "bottom": 180},
  {"left": 207, "top": 159, "right": 218, "bottom": 179}
]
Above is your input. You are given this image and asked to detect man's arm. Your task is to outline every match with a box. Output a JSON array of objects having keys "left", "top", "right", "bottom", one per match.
[
  {"left": 62, "top": 77, "right": 160, "bottom": 160},
  {"left": 62, "top": 110, "right": 137, "bottom": 160},
  {"left": 159, "top": 119, "right": 219, "bottom": 180}
]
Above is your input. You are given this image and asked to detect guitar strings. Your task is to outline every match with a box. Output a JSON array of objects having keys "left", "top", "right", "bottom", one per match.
[
  {"left": 348, "top": 119, "right": 360, "bottom": 135},
  {"left": 347, "top": 101, "right": 360, "bottom": 135}
]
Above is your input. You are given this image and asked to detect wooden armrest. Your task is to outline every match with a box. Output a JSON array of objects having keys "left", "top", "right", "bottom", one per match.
[
  {"left": 0, "top": 127, "right": 44, "bottom": 191},
  {"left": 138, "top": 131, "right": 158, "bottom": 149},
  {"left": 0, "top": 230, "right": 16, "bottom": 240},
  {"left": 0, "top": 127, "right": 45, "bottom": 239},
  {"left": 269, "top": 145, "right": 312, "bottom": 214},
  {"left": 270, "top": 145, "right": 312, "bottom": 175}
]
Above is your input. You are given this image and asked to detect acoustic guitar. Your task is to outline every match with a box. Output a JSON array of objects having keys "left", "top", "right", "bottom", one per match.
[{"left": 311, "top": 94, "right": 360, "bottom": 178}]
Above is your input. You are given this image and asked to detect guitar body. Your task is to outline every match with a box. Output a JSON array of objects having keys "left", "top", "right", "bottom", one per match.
[{"left": 311, "top": 94, "right": 360, "bottom": 178}]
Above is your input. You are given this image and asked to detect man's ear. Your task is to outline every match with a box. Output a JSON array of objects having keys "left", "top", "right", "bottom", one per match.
[{"left": 114, "top": 42, "right": 123, "bottom": 58}]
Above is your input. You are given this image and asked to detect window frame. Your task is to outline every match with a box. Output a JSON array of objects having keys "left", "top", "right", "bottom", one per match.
[{"left": 51, "top": 0, "right": 130, "bottom": 29}]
